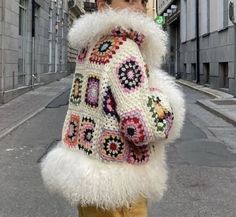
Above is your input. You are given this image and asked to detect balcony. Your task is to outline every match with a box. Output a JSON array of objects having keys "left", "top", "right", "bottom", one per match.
[
  {"left": 68, "top": 0, "right": 85, "bottom": 16},
  {"left": 84, "top": 1, "right": 97, "bottom": 12}
]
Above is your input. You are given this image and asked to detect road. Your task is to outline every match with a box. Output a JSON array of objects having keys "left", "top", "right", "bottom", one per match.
[{"left": 0, "top": 86, "right": 236, "bottom": 217}]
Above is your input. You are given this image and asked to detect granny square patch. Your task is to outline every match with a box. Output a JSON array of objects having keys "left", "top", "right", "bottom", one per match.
[
  {"left": 85, "top": 75, "right": 100, "bottom": 108},
  {"left": 99, "top": 129, "right": 128, "bottom": 162},
  {"left": 89, "top": 36, "right": 126, "bottom": 65},
  {"left": 111, "top": 26, "right": 145, "bottom": 47},
  {"left": 78, "top": 116, "right": 96, "bottom": 155},
  {"left": 127, "top": 142, "right": 150, "bottom": 165},
  {"left": 64, "top": 114, "right": 80, "bottom": 148},
  {"left": 120, "top": 110, "right": 151, "bottom": 146},
  {"left": 70, "top": 73, "right": 83, "bottom": 106},
  {"left": 103, "top": 86, "right": 119, "bottom": 120},
  {"left": 147, "top": 95, "right": 174, "bottom": 138},
  {"left": 116, "top": 57, "right": 145, "bottom": 93},
  {"left": 77, "top": 47, "right": 88, "bottom": 63}
]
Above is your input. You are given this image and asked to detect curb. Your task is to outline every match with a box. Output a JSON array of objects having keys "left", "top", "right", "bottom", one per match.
[
  {"left": 0, "top": 87, "right": 71, "bottom": 141},
  {"left": 0, "top": 106, "right": 45, "bottom": 140},
  {"left": 196, "top": 100, "right": 236, "bottom": 127},
  {"left": 176, "top": 79, "right": 236, "bottom": 126},
  {"left": 176, "top": 80, "right": 219, "bottom": 99},
  {"left": 176, "top": 79, "right": 234, "bottom": 99}
]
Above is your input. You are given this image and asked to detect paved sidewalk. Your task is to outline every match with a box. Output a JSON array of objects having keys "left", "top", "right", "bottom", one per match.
[
  {"left": 177, "top": 79, "right": 236, "bottom": 126},
  {"left": 0, "top": 75, "right": 73, "bottom": 140}
]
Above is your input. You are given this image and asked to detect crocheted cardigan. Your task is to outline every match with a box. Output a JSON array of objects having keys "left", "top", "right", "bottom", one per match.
[{"left": 41, "top": 9, "right": 185, "bottom": 209}]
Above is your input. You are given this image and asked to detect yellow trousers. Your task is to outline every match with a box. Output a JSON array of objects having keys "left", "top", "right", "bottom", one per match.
[{"left": 78, "top": 198, "right": 148, "bottom": 217}]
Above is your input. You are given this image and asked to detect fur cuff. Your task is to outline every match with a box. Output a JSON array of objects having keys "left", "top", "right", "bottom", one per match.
[{"left": 149, "top": 69, "right": 186, "bottom": 144}]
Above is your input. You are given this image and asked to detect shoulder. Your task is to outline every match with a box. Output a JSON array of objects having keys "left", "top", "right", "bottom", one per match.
[{"left": 87, "top": 30, "right": 145, "bottom": 67}]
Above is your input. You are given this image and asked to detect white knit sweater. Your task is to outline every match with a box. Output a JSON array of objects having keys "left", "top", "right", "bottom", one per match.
[{"left": 41, "top": 9, "right": 186, "bottom": 209}]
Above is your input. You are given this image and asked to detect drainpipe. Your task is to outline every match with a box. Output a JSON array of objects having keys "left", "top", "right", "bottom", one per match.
[
  {"left": 55, "top": 0, "right": 59, "bottom": 73},
  {"left": 229, "top": 1, "right": 236, "bottom": 96},
  {"left": 49, "top": 0, "right": 53, "bottom": 72},
  {"left": 31, "top": 0, "right": 36, "bottom": 88},
  {"left": 1, "top": 0, "right": 6, "bottom": 102},
  {"left": 61, "top": 0, "right": 65, "bottom": 73},
  {"left": 60, "top": 0, "right": 63, "bottom": 72},
  {"left": 234, "top": 23, "right": 236, "bottom": 96},
  {"left": 233, "top": 2, "right": 236, "bottom": 96},
  {"left": 196, "top": 0, "right": 200, "bottom": 83}
]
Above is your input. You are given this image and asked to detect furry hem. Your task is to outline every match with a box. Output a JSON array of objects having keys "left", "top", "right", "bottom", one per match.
[{"left": 41, "top": 143, "right": 167, "bottom": 209}]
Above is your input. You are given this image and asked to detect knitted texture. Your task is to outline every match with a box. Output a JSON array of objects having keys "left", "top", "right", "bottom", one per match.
[
  {"left": 62, "top": 35, "right": 173, "bottom": 165},
  {"left": 41, "top": 9, "right": 185, "bottom": 209}
]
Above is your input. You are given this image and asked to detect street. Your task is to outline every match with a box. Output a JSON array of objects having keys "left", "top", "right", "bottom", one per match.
[{"left": 0, "top": 86, "right": 236, "bottom": 217}]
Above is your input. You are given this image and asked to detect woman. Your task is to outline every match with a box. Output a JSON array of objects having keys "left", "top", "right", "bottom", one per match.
[{"left": 41, "top": 0, "right": 186, "bottom": 216}]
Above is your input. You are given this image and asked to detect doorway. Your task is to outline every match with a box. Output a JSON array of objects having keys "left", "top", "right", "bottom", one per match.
[{"left": 169, "top": 18, "right": 181, "bottom": 78}]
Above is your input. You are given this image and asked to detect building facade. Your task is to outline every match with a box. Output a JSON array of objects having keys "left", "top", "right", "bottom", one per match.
[
  {"left": 158, "top": 0, "right": 236, "bottom": 96},
  {"left": 0, "top": 0, "right": 87, "bottom": 104},
  {"left": 147, "top": 0, "right": 157, "bottom": 18}
]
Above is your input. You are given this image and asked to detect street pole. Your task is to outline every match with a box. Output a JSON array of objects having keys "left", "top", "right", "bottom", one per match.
[
  {"left": 234, "top": 7, "right": 236, "bottom": 97},
  {"left": 55, "top": 0, "right": 59, "bottom": 73},
  {"left": 49, "top": 0, "right": 53, "bottom": 73},
  {"left": 196, "top": 0, "right": 200, "bottom": 84},
  {"left": 234, "top": 24, "right": 236, "bottom": 96},
  {"left": 31, "top": 0, "right": 36, "bottom": 89},
  {"left": 1, "top": 0, "right": 6, "bottom": 102},
  {"left": 229, "top": 0, "right": 236, "bottom": 96}
]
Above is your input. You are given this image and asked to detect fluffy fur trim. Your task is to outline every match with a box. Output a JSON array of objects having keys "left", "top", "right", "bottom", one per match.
[
  {"left": 41, "top": 143, "right": 167, "bottom": 209},
  {"left": 68, "top": 9, "right": 168, "bottom": 69},
  {"left": 149, "top": 69, "right": 186, "bottom": 144}
]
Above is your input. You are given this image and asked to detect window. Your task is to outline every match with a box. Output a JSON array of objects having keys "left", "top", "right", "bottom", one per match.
[
  {"left": 223, "top": 0, "right": 229, "bottom": 28},
  {"left": 18, "top": 58, "right": 24, "bottom": 85},
  {"left": 201, "top": 0, "right": 210, "bottom": 35},
  {"left": 219, "top": 0, "right": 229, "bottom": 29},
  {"left": 189, "top": 0, "right": 196, "bottom": 39},
  {"left": 181, "top": 0, "right": 198, "bottom": 41},
  {"left": 19, "top": 0, "right": 26, "bottom": 36},
  {"left": 181, "top": 0, "right": 187, "bottom": 42},
  {"left": 18, "top": 0, "right": 27, "bottom": 86}
]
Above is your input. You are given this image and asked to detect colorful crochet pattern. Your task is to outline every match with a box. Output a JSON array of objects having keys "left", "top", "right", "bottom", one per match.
[
  {"left": 77, "top": 47, "right": 88, "bottom": 63},
  {"left": 85, "top": 75, "right": 100, "bottom": 108},
  {"left": 70, "top": 73, "right": 83, "bottom": 106},
  {"left": 116, "top": 57, "right": 145, "bottom": 93},
  {"left": 147, "top": 95, "right": 174, "bottom": 138},
  {"left": 62, "top": 36, "right": 174, "bottom": 165},
  {"left": 78, "top": 116, "right": 96, "bottom": 155},
  {"left": 99, "top": 129, "right": 128, "bottom": 162},
  {"left": 103, "top": 86, "right": 119, "bottom": 120},
  {"left": 120, "top": 110, "right": 151, "bottom": 146},
  {"left": 41, "top": 10, "right": 186, "bottom": 210},
  {"left": 127, "top": 142, "right": 150, "bottom": 164},
  {"left": 111, "top": 26, "right": 145, "bottom": 47},
  {"left": 64, "top": 113, "right": 80, "bottom": 148},
  {"left": 89, "top": 36, "right": 126, "bottom": 65}
]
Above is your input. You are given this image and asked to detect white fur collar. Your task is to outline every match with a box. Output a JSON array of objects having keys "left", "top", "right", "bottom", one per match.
[{"left": 68, "top": 9, "right": 168, "bottom": 68}]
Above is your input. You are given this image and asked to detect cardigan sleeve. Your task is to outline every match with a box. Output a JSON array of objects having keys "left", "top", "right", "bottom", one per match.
[{"left": 107, "top": 38, "right": 174, "bottom": 146}]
